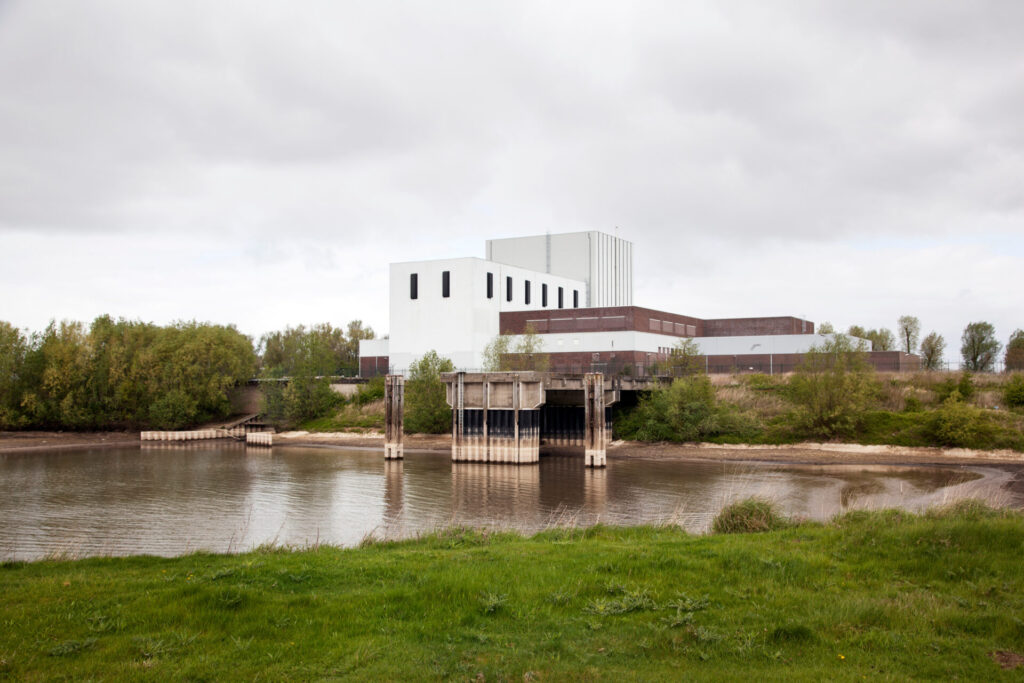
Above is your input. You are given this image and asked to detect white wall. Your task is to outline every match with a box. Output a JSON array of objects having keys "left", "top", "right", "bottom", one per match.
[
  {"left": 509, "top": 331, "right": 837, "bottom": 356},
  {"left": 386, "top": 257, "right": 585, "bottom": 372},
  {"left": 486, "top": 231, "right": 632, "bottom": 307}
]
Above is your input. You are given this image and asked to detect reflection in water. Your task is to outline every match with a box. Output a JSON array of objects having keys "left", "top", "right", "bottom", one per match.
[{"left": 0, "top": 445, "right": 1019, "bottom": 560}]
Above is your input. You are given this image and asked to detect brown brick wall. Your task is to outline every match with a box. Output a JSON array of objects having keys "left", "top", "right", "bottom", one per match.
[
  {"left": 500, "top": 306, "right": 704, "bottom": 337},
  {"left": 501, "top": 307, "right": 815, "bottom": 339},
  {"left": 360, "top": 356, "right": 389, "bottom": 377},
  {"left": 702, "top": 317, "right": 813, "bottom": 337}
]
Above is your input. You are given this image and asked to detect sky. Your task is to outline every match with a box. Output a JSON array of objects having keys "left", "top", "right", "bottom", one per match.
[{"left": 1, "top": 1, "right": 1021, "bottom": 362}]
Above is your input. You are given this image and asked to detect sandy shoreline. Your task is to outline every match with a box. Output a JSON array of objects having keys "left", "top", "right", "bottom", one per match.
[{"left": 3, "top": 429, "right": 1024, "bottom": 466}]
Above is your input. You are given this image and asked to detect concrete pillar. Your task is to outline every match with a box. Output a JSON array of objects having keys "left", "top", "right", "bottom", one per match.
[
  {"left": 384, "top": 374, "right": 405, "bottom": 460},
  {"left": 512, "top": 374, "right": 520, "bottom": 464},
  {"left": 584, "top": 372, "right": 606, "bottom": 467},
  {"left": 451, "top": 372, "right": 464, "bottom": 462}
]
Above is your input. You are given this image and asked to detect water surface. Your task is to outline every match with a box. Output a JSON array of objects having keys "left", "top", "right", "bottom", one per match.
[{"left": 1, "top": 444, "right": 1018, "bottom": 560}]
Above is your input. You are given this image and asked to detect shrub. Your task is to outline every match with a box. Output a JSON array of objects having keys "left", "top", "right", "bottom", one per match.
[
  {"left": 1003, "top": 374, "right": 1024, "bottom": 408},
  {"left": 405, "top": 351, "right": 454, "bottom": 434},
  {"left": 353, "top": 376, "right": 385, "bottom": 406},
  {"left": 935, "top": 372, "right": 975, "bottom": 404},
  {"left": 619, "top": 375, "right": 718, "bottom": 442},
  {"left": 712, "top": 498, "right": 787, "bottom": 534},
  {"left": 929, "top": 392, "right": 988, "bottom": 447},
  {"left": 785, "top": 335, "right": 878, "bottom": 438}
]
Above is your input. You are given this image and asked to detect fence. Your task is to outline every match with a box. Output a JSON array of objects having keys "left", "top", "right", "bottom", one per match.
[{"left": 366, "top": 359, "right": 1016, "bottom": 379}]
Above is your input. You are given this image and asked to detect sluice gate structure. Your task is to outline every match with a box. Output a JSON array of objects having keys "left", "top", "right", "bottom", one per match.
[{"left": 383, "top": 372, "right": 654, "bottom": 467}]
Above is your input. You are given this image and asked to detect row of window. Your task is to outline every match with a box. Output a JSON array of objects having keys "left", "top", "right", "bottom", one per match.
[{"left": 410, "top": 271, "right": 579, "bottom": 308}]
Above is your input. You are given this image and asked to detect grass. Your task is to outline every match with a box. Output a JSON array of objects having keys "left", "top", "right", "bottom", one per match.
[
  {"left": 299, "top": 399, "right": 385, "bottom": 432},
  {"left": 3, "top": 503, "right": 1024, "bottom": 679}
]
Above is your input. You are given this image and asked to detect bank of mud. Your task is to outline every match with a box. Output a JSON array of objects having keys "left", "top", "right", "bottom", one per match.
[{"left": 5, "top": 428, "right": 1024, "bottom": 468}]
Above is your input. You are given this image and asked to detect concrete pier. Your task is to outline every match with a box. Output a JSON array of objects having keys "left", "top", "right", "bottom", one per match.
[
  {"left": 448, "top": 372, "right": 544, "bottom": 464},
  {"left": 583, "top": 373, "right": 607, "bottom": 467},
  {"left": 384, "top": 374, "right": 405, "bottom": 460},
  {"left": 140, "top": 427, "right": 248, "bottom": 442},
  {"left": 246, "top": 432, "right": 273, "bottom": 447}
]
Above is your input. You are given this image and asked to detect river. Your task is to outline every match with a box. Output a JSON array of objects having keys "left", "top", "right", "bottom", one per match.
[{"left": 1, "top": 443, "right": 1019, "bottom": 560}]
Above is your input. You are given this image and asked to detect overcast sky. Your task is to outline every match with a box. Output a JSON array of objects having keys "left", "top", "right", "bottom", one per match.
[{"left": 1, "top": 1, "right": 1021, "bottom": 361}]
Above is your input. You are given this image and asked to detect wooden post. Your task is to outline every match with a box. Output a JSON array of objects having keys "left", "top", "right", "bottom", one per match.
[
  {"left": 384, "top": 374, "right": 404, "bottom": 460},
  {"left": 584, "top": 372, "right": 606, "bottom": 467}
]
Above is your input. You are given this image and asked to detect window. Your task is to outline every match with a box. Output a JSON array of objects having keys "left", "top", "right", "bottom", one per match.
[
  {"left": 558, "top": 287, "right": 564, "bottom": 308},
  {"left": 410, "top": 273, "right": 418, "bottom": 300},
  {"left": 486, "top": 272, "right": 493, "bottom": 299},
  {"left": 573, "top": 290, "right": 579, "bottom": 308},
  {"left": 542, "top": 283, "right": 548, "bottom": 307},
  {"left": 506, "top": 276, "right": 513, "bottom": 302},
  {"left": 524, "top": 280, "right": 531, "bottom": 305},
  {"left": 442, "top": 270, "right": 450, "bottom": 298}
]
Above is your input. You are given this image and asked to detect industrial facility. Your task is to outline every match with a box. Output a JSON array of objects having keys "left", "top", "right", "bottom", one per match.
[{"left": 359, "top": 231, "right": 919, "bottom": 376}]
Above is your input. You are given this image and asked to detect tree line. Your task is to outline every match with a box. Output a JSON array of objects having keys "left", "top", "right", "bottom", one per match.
[
  {"left": 819, "top": 315, "right": 1023, "bottom": 372},
  {"left": 0, "top": 317, "right": 256, "bottom": 430},
  {"left": 0, "top": 317, "right": 377, "bottom": 430}
]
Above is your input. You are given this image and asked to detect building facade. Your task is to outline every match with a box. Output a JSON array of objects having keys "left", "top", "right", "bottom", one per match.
[{"left": 359, "top": 232, "right": 919, "bottom": 376}]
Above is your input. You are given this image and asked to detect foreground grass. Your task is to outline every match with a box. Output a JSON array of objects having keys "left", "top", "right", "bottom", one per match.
[{"left": 4, "top": 506, "right": 1024, "bottom": 680}]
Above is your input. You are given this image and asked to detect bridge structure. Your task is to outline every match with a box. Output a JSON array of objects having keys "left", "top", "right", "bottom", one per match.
[{"left": 383, "top": 372, "right": 657, "bottom": 467}]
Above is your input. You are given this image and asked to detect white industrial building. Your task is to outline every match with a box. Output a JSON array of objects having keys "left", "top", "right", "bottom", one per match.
[{"left": 359, "top": 231, "right": 915, "bottom": 376}]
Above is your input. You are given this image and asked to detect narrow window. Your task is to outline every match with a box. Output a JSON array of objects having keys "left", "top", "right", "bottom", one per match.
[
  {"left": 410, "top": 273, "right": 418, "bottom": 300},
  {"left": 558, "top": 287, "right": 564, "bottom": 309},
  {"left": 524, "top": 280, "right": 531, "bottom": 305},
  {"left": 486, "top": 272, "right": 493, "bottom": 299},
  {"left": 573, "top": 290, "right": 579, "bottom": 308},
  {"left": 442, "top": 270, "right": 450, "bottom": 298},
  {"left": 506, "top": 276, "right": 513, "bottom": 302},
  {"left": 542, "top": 283, "right": 548, "bottom": 307}
]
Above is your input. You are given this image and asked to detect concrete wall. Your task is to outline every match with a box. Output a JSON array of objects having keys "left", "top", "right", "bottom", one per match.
[{"left": 486, "top": 231, "right": 633, "bottom": 307}]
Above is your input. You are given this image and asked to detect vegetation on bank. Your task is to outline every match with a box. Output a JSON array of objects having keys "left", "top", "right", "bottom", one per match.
[
  {"left": 3, "top": 502, "right": 1024, "bottom": 679},
  {"left": 0, "top": 317, "right": 256, "bottom": 430},
  {"left": 615, "top": 336, "right": 1024, "bottom": 452}
]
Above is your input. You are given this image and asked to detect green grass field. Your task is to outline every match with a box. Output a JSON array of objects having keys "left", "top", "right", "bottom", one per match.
[{"left": 3, "top": 502, "right": 1024, "bottom": 680}]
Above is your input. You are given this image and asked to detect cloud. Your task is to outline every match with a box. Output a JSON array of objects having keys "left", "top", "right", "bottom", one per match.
[{"left": 0, "top": 1, "right": 1020, "bottom": 358}]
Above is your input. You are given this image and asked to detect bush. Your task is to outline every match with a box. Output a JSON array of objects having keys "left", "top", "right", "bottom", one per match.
[
  {"left": 618, "top": 375, "right": 717, "bottom": 442},
  {"left": 712, "top": 498, "right": 787, "bottom": 534},
  {"left": 785, "top": 335, "right": 878, "bottom": 438},
  {"left": 1003, "top": 374, "right": 1024, "bottom": 408},
  {"left": 935, "top": 372, "right": 975, "bottom": 403},
  {"left": 929, "top": 392, "right": 988, "bottom": 447},
  {"left": 353, "top": 376, "right": 385, "bottom": 406},
  {"left": 405, "top": 351, "right": 454, "bottom": 434}
]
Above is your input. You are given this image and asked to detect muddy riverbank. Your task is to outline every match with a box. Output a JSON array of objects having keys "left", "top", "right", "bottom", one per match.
[{"left": 4, "top": 429, "right": 1024, "bottom": 467}]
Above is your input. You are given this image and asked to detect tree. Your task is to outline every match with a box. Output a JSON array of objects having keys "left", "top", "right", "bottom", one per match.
[
  {"left": 482, "top": 334, "right": 511, "bottom": 371},
  {"left": 817, "top": 322, "right": 835, "bottom": 334},
  {"left": 481, "top": 324, "right": 549, "bottom": 372},
  {"left": 786, "top": 334, "right": 878, "bottom": 438},
  {"left": 960, "top": 322, "right": 1001, "bottom": 372},
  {"left": 897, "top": 315, "right": 920, "bottom": 355},
  {"left": 847, "top": 325, "right": 895, "bottom": 352},
  {"left": 665, "top": 338, "right": 704, "bottom": 376},
  {"left": 1005, "top": 329, "right": 1024, "bottom": 372},
  {"left": 919, "top": 332, "right": 946, "bottom": 371},
  {"left": 405, "top": 351, "right": 455, "bottom": 434},
  {"left": 343, "top": 320, "right": 375, "bottom": 376},
  {"left": 0, "top": 321, "right": 29, "bottom": 428},
  {"left": 866, "top": 328, "right": 895, "bottom": 352}
]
